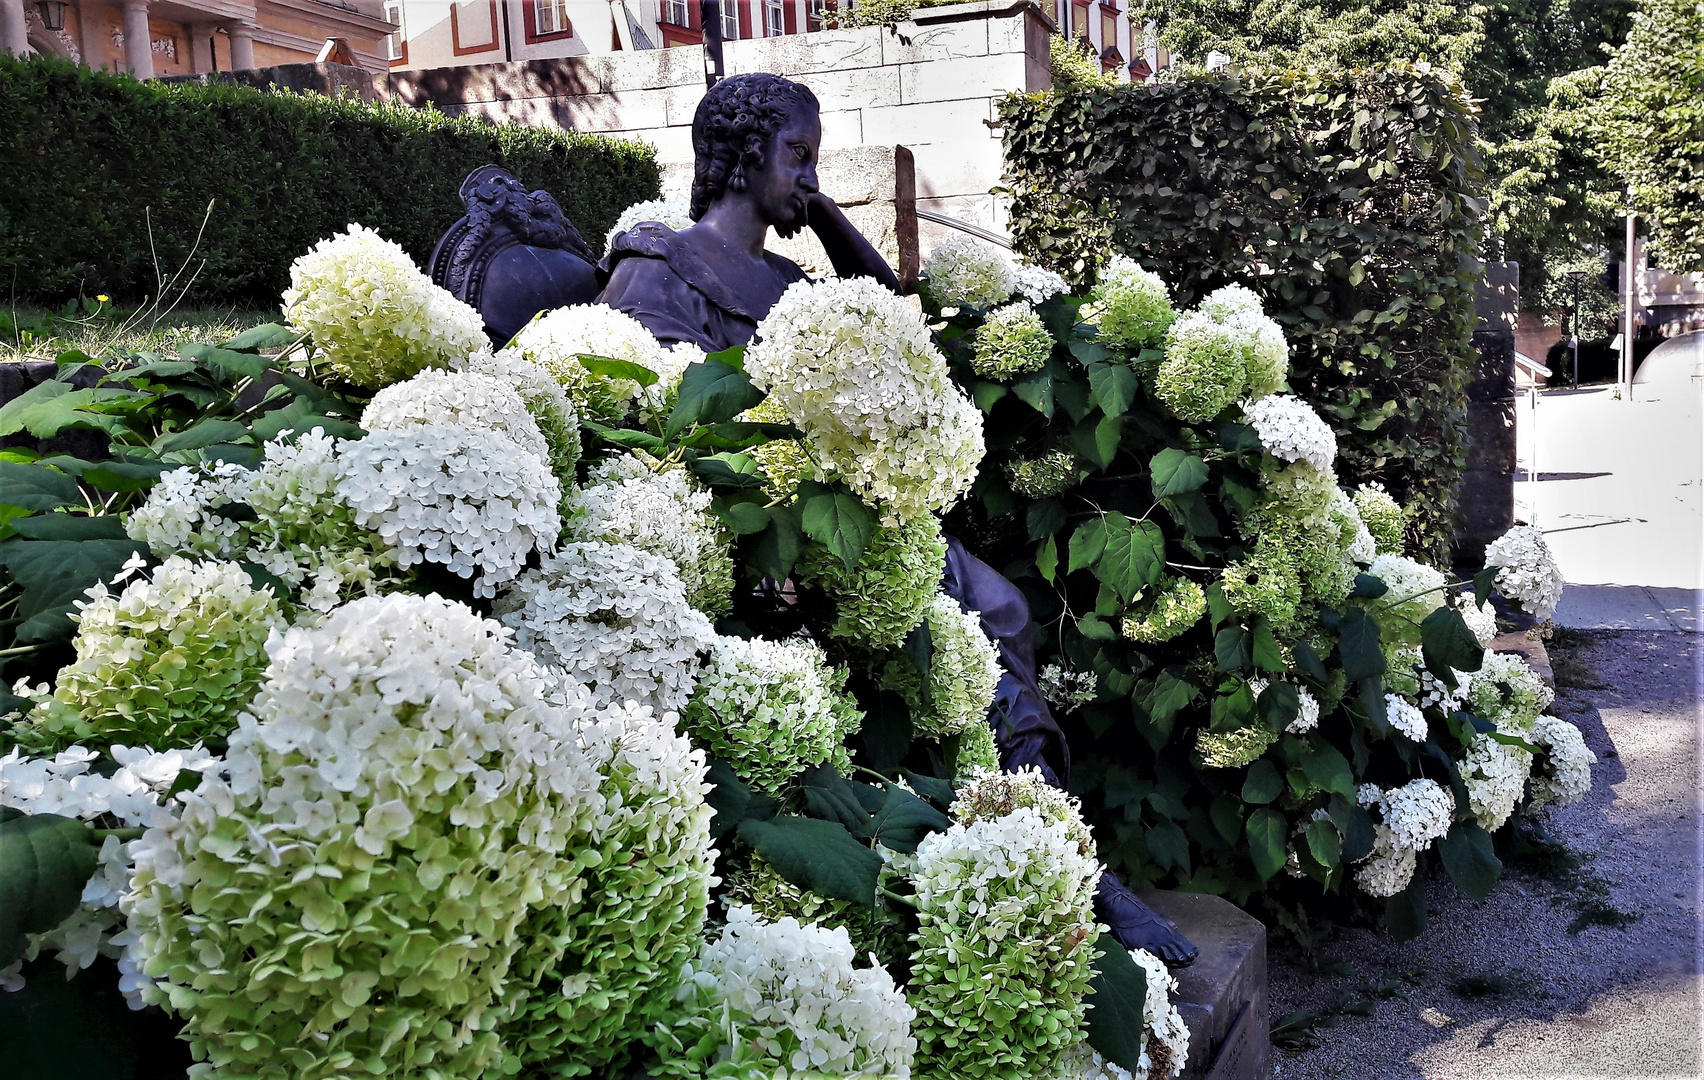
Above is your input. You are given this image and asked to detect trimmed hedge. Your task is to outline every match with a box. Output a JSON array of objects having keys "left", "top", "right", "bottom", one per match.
[
  {"left": 0, "top": 56, "right": 659, "bottom": 306},
  {"left": 999, "top": 64, "right": 1485, "bottom": 562}
]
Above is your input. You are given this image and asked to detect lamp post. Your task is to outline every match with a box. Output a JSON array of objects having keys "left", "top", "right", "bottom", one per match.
[
  {"left": 34, "top": 0, "right": 66, "bottom": 30},
  {"left": 1568, "top": 269, "right": 1587, "bottom": 389}
]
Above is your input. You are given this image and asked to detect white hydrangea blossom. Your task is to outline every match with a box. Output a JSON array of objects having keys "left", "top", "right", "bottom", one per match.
[
  {"left": 1055, "top": 1041, "right": 1137, "bottom": 1080},
  {"left": 683, "top": 634, "right": 862, "bottom": 795},
  {"left": 1249, "top": 677, "right": 1321, "bottom": 734},
  {"left": 1461, "top": 732, "right": 1533, "bottom": 832},
  {"left": 282, "top": 224, "right": 487, "bottom": 388},
  {"left": 746, "top": 277, "right": 984, "bottom": 523},
  {"left": 1386, "top": 693, "right": 1430, "bottom": 741},
  {"left": 564, "top": 454, "right": 734, "bottom": 617},
  {"left": 1223, "top": 311, "right": 1290, "bottom": 398},
  {"left": 922, "top": 235, "right": 1017, "bottom": 309},
  {"left": 604, "top": 197, "right": 695, "bottom": 253},
  {"left": 1197, "top": 283, "right": 1265, "bottom": 322},
  {"left": 1364, "top": 778, "right": 1454, "bottom": 851},
  {"left": 456, "top": 347, "right": 583, "bottom": 485},
  {"left": 913, "top": 593, "right": 1001, "bottom": 738},
  {"left": 1528, "top": 715, "right": 1596, "bottom": 809},
  {"left": 501, "top": 303, "right": 677, "bottom": 425},
  {"left": 1353, "top": 824, "right": 1419, "bottom": 898},
  {"left": 1368, "top": 553, "right": 1447, "bottom": 622},
  {"left": 1012, "top": 261, "right": 1070, "bottom": 305},
  {"left": 1468, "top": 651, "right": 1554, "bottom": 732},
  {"left": 1484, "top": 525, "right": 1566, "bottom": 620},
  {"left": 361, "top": 368, "right": 550, "bottom": 462},
  {"left": 1241, "top": 394, "right": 1337, "bottom": 471},
  {"left": 125, "top": 459, "right": 254, "bottom": 559},
  {"left": 0, "top": 744, "right": 219, "bottom": 1002},
  {"left": 1456, "top": 591, "right": 1499, "bottom": 647},
  {"left": 336, "top": 423, "right": 561, "bottom": 597},
  {"left": 1039, "top": 663, "right": 1099, "bottom": 712},
  {"left": 1333, "top": 488, "right": 1378, "bottom": 565},
  {"left": 1130, "top": 947, "right": 1190, "bottom": 1077},
  {"left": 493, "top": 541, "right": 714, "bottom": 718}
]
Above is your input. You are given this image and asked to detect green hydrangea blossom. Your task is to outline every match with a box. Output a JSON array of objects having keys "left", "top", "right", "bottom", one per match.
[
  {"left": 882, "top": 593, "right": 1001, "bottom": 739},
  {"left": 1121, "top": 576, "right": 1207, "bottom": 643},
  {"left": 1004, "top": 449, "right": 1080, "bottom": 499},
  {"left": 953, "top": 766, "right": 1095, "bottom": 853},
  {"left": 798, "top": 515, "right": 948, "bottom": 649},
  {"left": 1155, "top": 311, "right": 1248, "bottom": 422},
  {"left": 741, "top": 396, "right": 816, "bottom": 498},
  {"left": 950, "top": 720, "right": 1001, "bottom": 781},
  {"left": 1354, "top": 483, "right": 1407, "bottom": 554},
  {"left": 6, "top": 557, "right": 282, "bottom": 756},
  {"left": 1220, "top": 540, "right": 1304, "bottom": 634},
  {"left": 721, "top": 854, "right": 909, "bottom": 967},
  {"left": 973, "top": 302, "right": 1053, "bottom": 381},
  {"left": 1196, "top": 725, "right": 1279, "bottom": 769},
  {"left": 1091, "top": 256, "right": 1176, "bottom": 352}
]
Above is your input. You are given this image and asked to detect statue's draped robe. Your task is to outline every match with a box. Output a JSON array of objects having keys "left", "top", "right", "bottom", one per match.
[{"left": 598, "top": 223, "right": 807, "bottom": 353}]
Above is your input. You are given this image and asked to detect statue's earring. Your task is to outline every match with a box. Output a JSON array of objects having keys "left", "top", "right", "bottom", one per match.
[{"left": 728, "top": 162, "right": 747, "bottom": 193}]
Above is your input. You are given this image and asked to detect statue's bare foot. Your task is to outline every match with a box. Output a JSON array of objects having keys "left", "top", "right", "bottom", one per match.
[{"left": 1094, "top": 870, "right": 1199, "bottom": 966}]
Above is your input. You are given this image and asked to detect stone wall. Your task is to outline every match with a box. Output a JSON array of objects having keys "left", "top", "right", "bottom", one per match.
[
  {"left": 1459, "top": 260, "right": 1520, "bottom": 563},
  {"left": 384, "top": 1, "right": 1055, "bottom": 252}
]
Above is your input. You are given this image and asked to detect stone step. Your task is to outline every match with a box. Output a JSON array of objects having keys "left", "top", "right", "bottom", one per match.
[{"left": 1135, "top": 891, "right": 1269, "bottom": 1080}]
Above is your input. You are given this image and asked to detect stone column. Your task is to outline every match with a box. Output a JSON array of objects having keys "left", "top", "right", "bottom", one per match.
[
  {"left": 1, "top": 0, "right": 29, "bottom": 58},
  {"left": 78, "top": 1, "right": 106, "bottom": 68},
  {"left": 1458, "top": 260, "right": 1520, "bottom": 563},
  {"left": 226, "top": 21, "right": 254, "bottom": 69},
  {"left": 121, "top": 0, "right": 153, "bottom": 78},
  {"left": 187, "top": 22, "right": 216, "bottom": 72}
]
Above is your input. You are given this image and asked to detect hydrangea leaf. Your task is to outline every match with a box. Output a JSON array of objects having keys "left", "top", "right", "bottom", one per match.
[
  {"left": 1096, "top": 513, "right": 1163, "bottom": 602},
  {"left": 0, "top": 463, "right": 79, "bottom": 512},
  {"left": 1334, "top": 607, "right": 1386, "bottom": 681},
  {"left": 1304, "top": 818, "right": 1342, "bottom": 869},
  {"left": 0, "top": 812, "right": 101, "bottom": 966},
  {"left": 749, "top": 503, "right": 802, "bottom": 582},
  {"left": 1011, "top": 367, "right": 1054, "bottom": 417},
  {"left": 0, "top": 537, "right": 150, "bottom": 625},
  {"left": 9, "top": 515, "right": 128, "bottom": 541},
  {"left": 1146, "top": 821, "right": 1190, "bottom": 872},
  {"left": 1037, "top": 535, "right": 1058, "bottom": 582},
  {"left": 1149, "top": 447, "right": 1209, "bottom": 498},
  {"left": 1386, "top": 873, "right": 1427, "bottom": 941},
  {"left": 973, "top": 380, "right": 1009, "bottom": 411},
  {"left": 250, "top": 397, "right": 363, "bottom": 442},
  {"left": 798, "top": 481, "right": 875, "bottom": 570},
  {"left": 1027, "top": 498, "right": 1067, "bottom": 540},
  {"left": 1256, "top": 680, "right": 1300, "bottom": 729},
  {"left": 901, "top": 770, "right": 956, "bottom": 809},
  {"left": 1437, "top": 821, "right": 1502, "bottom": 901},
  {"left": 1087, "top": 361, "right": 1138, "bottom": 418},
  {"left": 1327, "top": 793, "right": 1377, "bottom": 862},
  {"left": 667, "top": 358, "right": 764, "bottom": 436},
  {"left": 1086, "top": 939, "right": 1149, "bottom": 1072},
  {"left": 705, "top": 760, "right": 753, "bottom": 839},
  {"left": 1241, "top": 759, "right": 1283, "bottom": 804},
  {"left": 1351, "top": 572, "right": 1390, "bottom": 599},
  {"left": 1215, "top": 625, "right": 1252, "bottom": 671},
  {"left": 79, "top": 457, "right": 172, "bottom": 494},
  {"left": 689, "top": 452, "right": 766, "bottom": 490},
  {"left": 1298, "top": 741, "right": 1354, "bottom": 796},
  {"left": 867, "top": 784, "right": 950, "bottom": 853},
  {"left": 1143, "top": 670, "right": 1198, "bottom": 730},
  {"left": 1211, "top": 792, "right": 1245, "bottom": 842},
  {"left": 1251, "top": 618, "right": 1285, "bottom": 673},
  {"left": 1473, "top": 566, "right": 1499, "bottom": 608},
  {"left": 151, "top": 419, "right": 255, "bottom": 455},
  {"left": 180, "top": 343, "right": 271, "bottom": 380},
  {"left": 220, "top": 322, "right": 297, "bottom": 352},
  {"left": 1068, "top": 517, "right": 1108, "bottom": 572},
  {"left": 713, "top": 498, "right": 772, "bottom": 536},
  {"left": 1420, "top": 607, "right": 1484, "bottom": 687},
  {"left": 801, "top": 766, "right": 874, "bottom": 838},
  {"left": 577, "top": 353, "right": 660, "bottom": 387},
  {"left": 736, "top": 816, "right": 882, "bottom": 907},
  {"left": 1054, "top": 372, "right": 1093, "bottom": 422},
  {"left": 1245, "top": 807, "right": 1288, "bottom": 881}
]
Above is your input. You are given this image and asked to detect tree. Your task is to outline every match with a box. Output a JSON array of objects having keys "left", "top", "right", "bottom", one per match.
[{"left": 1596, "top": 0, "right": 1704, "bottom": 272}]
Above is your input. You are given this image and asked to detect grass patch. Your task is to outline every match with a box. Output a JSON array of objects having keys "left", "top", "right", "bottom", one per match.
[{"left": 2, "top": 301, "right": 276, "bottom": 363}]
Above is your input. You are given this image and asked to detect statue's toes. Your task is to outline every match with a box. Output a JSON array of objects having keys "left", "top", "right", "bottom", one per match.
[
  {"left": 1110, "top": 918, "right": 1200, "bottom": 966},
  {"left": 1152, "top": 932, "right": 1199, "bottom": 967}
]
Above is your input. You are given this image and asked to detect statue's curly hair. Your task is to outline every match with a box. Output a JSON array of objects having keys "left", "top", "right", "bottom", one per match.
[{"left": 690, "top": 74, "right": 820, "bottom": 221}]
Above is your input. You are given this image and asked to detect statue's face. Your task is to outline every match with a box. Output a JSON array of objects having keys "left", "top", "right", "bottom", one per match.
[{"left": 748, "top": 109, "right": 822, "bottom": 237}]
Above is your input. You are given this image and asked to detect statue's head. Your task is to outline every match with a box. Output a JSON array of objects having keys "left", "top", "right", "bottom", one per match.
[{"left": 690, "top": 73, "right": 822, "bottom": 238}]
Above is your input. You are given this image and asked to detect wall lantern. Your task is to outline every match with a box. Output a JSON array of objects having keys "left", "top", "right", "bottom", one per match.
[{"left": 35, "top": 0, "right": 69, "bottom": 31}]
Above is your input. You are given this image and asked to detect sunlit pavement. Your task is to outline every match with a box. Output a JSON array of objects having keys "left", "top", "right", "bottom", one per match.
[{"left": 1514, "top": 381, "right": 1703, "bottom": 631}]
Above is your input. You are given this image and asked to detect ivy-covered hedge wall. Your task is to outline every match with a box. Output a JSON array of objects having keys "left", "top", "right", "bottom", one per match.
[
  {"left": 999, "top": 64, "right": 1485, "bottom": 562},
  {"left": 0, "top": 56, "right": 659, "bottom": 307}
]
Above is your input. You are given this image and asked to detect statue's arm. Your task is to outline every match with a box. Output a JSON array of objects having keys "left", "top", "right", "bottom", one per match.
[{"left": 805, "top": 195, "right": 902, "bottom": 293}]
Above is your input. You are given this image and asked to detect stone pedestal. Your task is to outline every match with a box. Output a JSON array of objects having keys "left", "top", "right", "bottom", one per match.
[
  {"left": 1458, "top": 261, "right": 1519, "bottom": 564},
  {"left": 1136, "top": 891, "right": 1269, "bottom": 1080}
]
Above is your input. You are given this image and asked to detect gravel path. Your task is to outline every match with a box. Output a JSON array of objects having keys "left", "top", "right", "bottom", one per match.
[{"left": 1268, "top": 629, "right": 1702, "bottom": 1079}]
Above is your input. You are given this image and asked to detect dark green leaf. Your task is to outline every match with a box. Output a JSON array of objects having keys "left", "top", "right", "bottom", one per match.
[
  {"left": 1298, "top": 742, "right": 1355, "bottom": 796},
  {"left": 973, "top": 380, "right": 1009, "bottom": 411},
  {"left": 584, "top": 421, "right": 669, "bottom": 455},
  {"left": 0, "top": 539, "right": 150, "bottom": 635},
  {"left": 1088, "top": 362, "right": 1139, "bottom": 417},
  {"left": 1352, "top": 573, "right": 1390, "bottom": 599},
  {"left": 1069, "top": 338, "right": 1116, "bottom": 367},
  {"left": 166, "top": 768, "right": 203, "bottom": 798},
  {"left": 220, "top": 322, "right": 297, "bottom": 351},
  {"left": 1420, "top": 607, "right": 1485, "bottom": 686},
  {"left": 1086, "top": 940, "right": 1150, "bottom": 1073},
  {"left": 9, "top": 515, "right": 128, "bottom": 541},
  {"left": 749, "top": 504, "right": 803, "bottom": 581},
  {"left": 1037, "top": 535, "right": 1058, "bottom": 582},
  {"left": 867, "top": 785, "right": 950, "bottom": 853},
  {"left": 736, "top": 816, "right": 882, "bottom": 906},
  {"left": 1011, "top": 368, "right": 1054, "bottom": 417},
  {"left": 0, "top": 464, "right": 79, "bottom": 512},
  {"left": 689, "top": 452, "right": 766, "bottom": 489},
  {"left": 0, "top": 813, "right": 101, "bottom": 966},
  {"left": 0, "top": 383, "right": 125, "bottom": 439},
  {"left": 1078, "top": 612, "right": 1118, "bottom": 640},
  {"left": 1251, "top": 618, "right": 1284, "bottom": 673},
  {"left": 152, "top": 419, "right": 253, "bottom": 454},
  {"left": 903, "top": 619, "right": 933, "bottom": 679},
  {"left": 1438, "top": 821, "right": 1502, "bottom": 901},
  {"left": 1304, "top": 819, "right": 1342, "bottom": 869},
  {"left": 79, "top": 459, "right": 170, "bottom": 493},
  {"left": 1336, "top": 607, "right": 1386, "bottom": 681},
  {"left": 798, "top": 481, "right": 875, "bottom": 570},
  {"left": 704, "top": 761, "right": 752, "bottom": 839},
  {"left": 1027, "top": 499, "right": 1067, "bottom": 540},
  {"left": 1292, "top": 640, "right": 1327, "bottom": 681},
  {"left": 250, "top": 398, "right": 363, "bottom": 442},
  {"left": 1068, "top": 517, "right": 1108, "bottom": 573},
  {"left": 902, "top": 770, "right": 955, "bottom": 808},
  {"left": 1146, "top": 821, "right": 1191, "bottom": 873},
  {"left": 715, "top": 499, "right": 772, "bottom": 536},
  {"left": 1246, "top": 807, "right": 1287, "bottom": 881},
  {"left": 1241, "top": 759, "right": 1283, "bottom": 804},
  {"left": 1150, "top": 448, "right": 1209, "bottom": 498},
  {"left": 801, "top": 766, "right": 873, "bottom": 838},
  {"left": 1256, "top": 680, "right": 1300, "bottom": 730},
  {"left": 180, "top": 343, "right": 270, "bottom": 380},
  {"left": 1215, "top": 626, "right": 1252, "bottom": 671},
  {"left": 1473, "top": 566, "right": 1499, "bottom": 608},
  {"left": 667, "top": 359, "right": 764, "bottom": 436},
  {"left": 1096, "top": 513, "right": 1164, "bottom": 601}
]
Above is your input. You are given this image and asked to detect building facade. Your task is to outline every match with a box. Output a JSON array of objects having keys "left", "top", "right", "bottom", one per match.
[
  {"left": 381, "top": 0, "right": 1141, "bottom": 79},
  {"left": 0, "top": 0, "right": 394, "bottom": 76}
]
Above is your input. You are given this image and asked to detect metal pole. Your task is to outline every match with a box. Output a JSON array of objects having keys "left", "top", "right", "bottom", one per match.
[
  {"left": 1571, "top": 273, "right": 1581, "bottom": 389},
  {"left": 1624, "top": 209, "right": 1637, "bottom": 398},
  {"left": 701, "top": 0, "right": 724, "bottom": 88}
]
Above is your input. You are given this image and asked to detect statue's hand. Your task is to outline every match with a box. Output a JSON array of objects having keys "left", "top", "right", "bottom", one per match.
[{"left": 803, "top": 192, "right": 843, "bottom": 231}]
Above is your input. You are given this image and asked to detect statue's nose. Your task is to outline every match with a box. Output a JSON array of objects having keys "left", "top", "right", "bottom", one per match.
[{"left": 800, "top": 166, "right": 819, "bottom": 194}]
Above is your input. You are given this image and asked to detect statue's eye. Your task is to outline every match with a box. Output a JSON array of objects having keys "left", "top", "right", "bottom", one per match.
[{"left": 792, "top": 144, "right": 810, "bottom": 162}]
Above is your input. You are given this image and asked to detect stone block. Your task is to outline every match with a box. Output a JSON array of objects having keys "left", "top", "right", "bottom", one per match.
[
  {"left": 557, "top": 85, "right": 673, "bottom": 131},
  {"left": 1136, "top": 891, "right": 1270, "bottom": 1080},
  {"left": 725, "top": 26, "right": 883, "bottom": 76},
  {"left": 1476, "top": 260, "right": 1520, "bottom": 334},
  {"left": 898, "top": 52, "right": 1028, "bottom": 105},
  {"left": 1469, "top": 329, "right": 1516, "bottom": 403},
  {"left": 662, "top": 82, "right": 706, "bottom": 127},
  {"left": 1463, "top": 399, "right": 1516, "bottom": 473},
  {"left": 880, "top": 16, "right": 991, "bottom": 66},
  {"left": 861, "top": 97, "right": 994, "bottom": 146},
  {"left": 387, "top": 58, "right": 601, "bottom": 108},
  {"left": 768, "top": 145, "right": 918, "bottom": 286},
  {"left": 595, "top": 47, "right": 704, "bottom": 92},
  {"left": 790, "top": 64, "right": 903, "bottom": 112},
  {"left": 907, "top": 139, "right": 1005, "bottom": 200},
  {"left": 1453, "top": 467, "right": 1515, "bottom": 563},
  {"left": 820, "top": 108, "right": 866, "bottom": 150}
]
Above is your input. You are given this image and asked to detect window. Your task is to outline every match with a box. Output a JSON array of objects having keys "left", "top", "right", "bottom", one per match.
[
  {"left": 720, "top": 0, "right": 740, "bottom": 39},
  {"left": 1100, "top": 7, "right": 1118, "bottom": 51},
  {"left": 1072, "top": 0, "right": 1090, "bottom": 39},
  {"left": 384, "top": 0, "right": 405, "bottom": 59},
  {"left": 765, "top": 0, "right": 784, "bottom": 35},
  {"left": 662, "top": 0, "right": 690, "bottom": 25},
  {"left": 535, "top": 0, "right": 571, "bottom": 36}
]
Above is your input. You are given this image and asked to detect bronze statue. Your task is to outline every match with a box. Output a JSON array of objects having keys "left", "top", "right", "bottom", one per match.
[
  {"left": 597, "top": 75, "right": 900, "bottom": 352},
  {"left": 596, "top": 71, "right": 1197, "bottom": 966}
]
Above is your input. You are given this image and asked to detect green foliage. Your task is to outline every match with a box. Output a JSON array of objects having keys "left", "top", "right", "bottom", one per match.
[
  {"left": 1050, "top": 33, "right": 1119, "bottom": 90},
  {"left": 1000, "top": 66, "right": 1483, "bottom": 560},
  {"left": 0, "top": 54, "right": 659, "bottom": 305},
  {"left": 0, "top": 812, "right": 102, "bottom": 966},
  {"left": 1596, "top": 0, "right": 1704, "bottom": 271}
]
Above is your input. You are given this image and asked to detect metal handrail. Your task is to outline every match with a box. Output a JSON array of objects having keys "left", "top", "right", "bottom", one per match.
[{"left": 915, "top": 209, "right": 1012, "bottom": 250}]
